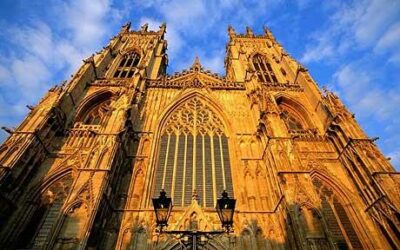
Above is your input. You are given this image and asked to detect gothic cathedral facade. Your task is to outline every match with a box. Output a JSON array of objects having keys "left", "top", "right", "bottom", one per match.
[{"left": 0, "top": 23, "right": 399, "bottom": 250}]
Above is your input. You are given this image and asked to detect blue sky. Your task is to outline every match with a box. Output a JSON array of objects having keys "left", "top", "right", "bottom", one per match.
[{"left": 0, "top": 0, "right": 399, "bottom": 170}]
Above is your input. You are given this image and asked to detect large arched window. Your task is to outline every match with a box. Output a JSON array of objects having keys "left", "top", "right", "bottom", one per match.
[
  {"left": 312, "top": 179, "right": 363, "bottom": 249},
  {"left": 280, "top": 110, "right": 304, "bottom": 131},
  {"left": 276, "top": 97, "right": 309, "bottom": 134},
  {"left": 252, "top": 54, "right": 278, "bottom": 84},
  {"left": 113, "top": 51, "right": 140, "bottom": 78},
  {"left": 75, "top": 92, "right": 113, "bottom": 126},
  {"left": 16, "top": 174, "right": 73, "bottom": 249},
  {"left": 154, "top": 98, "right": 234, "bottom": 207},
  {"left": 82, "top": 100, "right": 112, "bottom": 125}
]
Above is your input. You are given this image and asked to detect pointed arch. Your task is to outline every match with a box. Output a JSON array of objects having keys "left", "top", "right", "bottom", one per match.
[
  {"left": 28, "top": 167, "right": 75, "bottom": 201},
  {"left": 150, "top": 90, "right": 235, "bottom": 208},
  {"left": 310, "top": 169, "right": 356, "bottom": 203},
  {"left": 130, "top": 226, "right": 148, "bottom": 250},
  {"left": 121, "top": 47, "right": 142, "bottom": 58},
  {"left": 251, "top": 53, "right": 278, "bottom": 83},
  {"left": 275, "top": 93, "right": 315, "bottom": 130},
  {"left": 156, "top": 90, "right": 233, "bottom": 136},
  {"left": 113, "top": 49, "right": 141, "bottom": 78},
  {"left": 131, "top": 167, "right": 145, "bottom": 209},
  {"left": 16, "top": 169, "right": 74, "bottom": 249},
  {"left": 310, "top": 170, "right": 369, "bottom": 248},
  {"left": 75, "top": 90, "right": 114, "bottom": 125},
  {"left": 294, "top": 202, "right": 331, "bottom": 249},
  {"left": 54, "top": 199, "right": 89, "bottom": 249}
]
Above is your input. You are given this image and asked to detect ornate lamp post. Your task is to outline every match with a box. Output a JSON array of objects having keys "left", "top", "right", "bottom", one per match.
[
  {"left": 216, "top": 190, "right": 236, "bottom": 233},
  {"left": 152, "top": 189, "right": 172, "bottom": 232},
  {"left": 152, "top": 190, "right": 236, "bottom": 249}
]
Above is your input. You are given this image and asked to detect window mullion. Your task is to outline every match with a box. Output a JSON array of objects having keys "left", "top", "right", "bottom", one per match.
[
  {"left": 202, "top": 135, "right": 206, "bottom": 205},
  {"left": 210, "top": 134, "right": 217, "bottom": 207},
  {"left": 171, "top": 134, "right": 179, "bottom": 201},
  {"left": 219, "top": 135, "right": 226, "bottom": 190},
  {"left": 182, "top": 135, "right": 188, "bottom": 207},
  {"left": 162, "top": 134, "right": 171, "bottom": 189}
]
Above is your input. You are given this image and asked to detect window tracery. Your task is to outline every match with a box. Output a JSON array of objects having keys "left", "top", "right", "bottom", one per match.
[
  {"left": 82, "top": 100, "right": 112, "bottom": 125},
  {"left": 312, "top": 178, "right": 363, "bottom": 249},
  {"left": 154, "top": 97, "right": 234, "bottom": 207},
  {"left": 162, "top": 98, "right": 224, "bottom": 136},
  {"left": 252, "top": 54, "right": 278, "bottom": 84},
  {"left": 281, "top": 110, "right": 303, "bottom": 131},
  {"left": 113, "top": 52, "right": 140, "bottom": 78}
]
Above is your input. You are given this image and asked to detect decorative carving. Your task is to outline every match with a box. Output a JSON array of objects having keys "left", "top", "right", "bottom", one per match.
[
  {"left": 147, "top": 59, "right": 245, "bottom": 90},
  {"left": 322, "top": 87, "right": 352, "bottom": 119},
  {"left": 163, "top": 97, "right": 224, "bottom": 136}
]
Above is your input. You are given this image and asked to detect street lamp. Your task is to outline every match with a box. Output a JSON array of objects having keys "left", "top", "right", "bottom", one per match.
[
  {"left": 152, "top": 190, "right": 236, "bottom": 249},
  {"left": 216, "top": 190, "right": 236, "bottom": 232},
  {"left": 152, "top": 189, "right": 172, "bottom": 231}
]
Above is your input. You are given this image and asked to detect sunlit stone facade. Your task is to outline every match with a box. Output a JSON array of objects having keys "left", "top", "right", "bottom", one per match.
[{"left": 0, "top": 23, "right": 399, "bottom": 249}]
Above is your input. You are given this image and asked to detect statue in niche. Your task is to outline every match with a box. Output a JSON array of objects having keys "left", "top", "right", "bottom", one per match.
[{"left": 189, "top": 212, "right": 199, "bottom": 230}]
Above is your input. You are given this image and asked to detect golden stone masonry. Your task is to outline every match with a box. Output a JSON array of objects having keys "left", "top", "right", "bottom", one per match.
[{"left": 0, "top": 23, "right": 399, "bottom": 249}]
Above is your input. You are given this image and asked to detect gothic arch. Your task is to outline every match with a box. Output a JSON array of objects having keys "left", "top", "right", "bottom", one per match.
[
  {"left": 130, "top": 226, "right": 148, "bottom": 250},
  {"left": 275, "top": 93, "right": 315, "bottom": 130},
  {"left": 54, "top": 199, "right": 90, "bottom": 248},
  {"left": 113, "top": 49, "right": 142, "bottom": 78},
  {"left": 147, "top": 90, "right": 237, "bottom": 208},
  {"left": 28, "top": 167, "right": 74, "bottom": 201},
  {"left": 156, "top": 90, "right": 233, "bottom": 136},
  {"left": 310, "top": 170, "right": 355, "bottom": 203},
  {"left": 131, "top": 167, "right": 145, "bottom": 209},
  {"left": 294, "top": 201, "right": 331, "bottom": 248},
  {"left": 75, "top": 90, "right": 115, "bottom": 124},
  {"left": 14, "top": 170, "right": 74, "bottom": 249},
  {"left": 121, "top": 47, "right": 142, "bottom": 58},
  {"left": 139, "top": 137, "right": 151, "bottom": 156},
  {"left": 310, "top": 170, "right": 371, "bottom": 248},
  {"left": 250, "top": 52, "right": 280, "bottom": 83},
  {"left": 240, "top": 228, "right": 254, "bottom": 250},
  {"left": 248, "top": 52, "right": 274, "bottom": 69}
]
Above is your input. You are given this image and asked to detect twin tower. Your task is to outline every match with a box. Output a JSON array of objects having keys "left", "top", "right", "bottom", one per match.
[{"left": 0, "top": 23, "right": 399, "bottom": 249}]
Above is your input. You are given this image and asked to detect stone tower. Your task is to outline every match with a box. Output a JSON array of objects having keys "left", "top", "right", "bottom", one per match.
[{"left": 0, "top": 23, "right": 399, "bottom": 249}]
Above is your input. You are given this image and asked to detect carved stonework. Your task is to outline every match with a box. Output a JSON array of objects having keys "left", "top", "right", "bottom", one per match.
[{"left": 0, "top": 23, "right": 398, "bottom": 250}]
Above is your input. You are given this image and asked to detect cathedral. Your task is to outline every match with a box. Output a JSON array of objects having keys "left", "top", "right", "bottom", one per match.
[{"left": 0, "top": 22, "right": 399, "bottom": 250}]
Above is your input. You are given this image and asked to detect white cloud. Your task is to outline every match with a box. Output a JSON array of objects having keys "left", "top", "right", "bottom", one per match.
[
  {"left": 136, "top": 0, "right": 284, "bottom": 73},
  {"left": 139, "top": 17, "right": 161, "bottom": 31},
  {"left": 333, "top": 62, "right": 400, "bottom": 120},
  {"left": 301, "top": 0, "right": 400, "bottom": 64},
  {"left": 59, "top": 0, "right": 114, "bottom": 46},
  {"left": 0, "top": 64, "right": 11, "bottom": 84},
  {"left": 375, "top": 22, "right": 400, "bottom": 63},
  {"left": 0, "top": 0, "right": 128, "bottom": 144},
  {"left": 332, "top": 61, "right": 400, "bottom": 170}
]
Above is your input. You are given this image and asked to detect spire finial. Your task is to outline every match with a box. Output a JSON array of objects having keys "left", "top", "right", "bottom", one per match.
[
  {"left": 120, "top": 22, "right": 131, "bottom": 33},
  {"left": 140, "top": 23, "right": 149, "bottom": 32},
  {"left": 246, "top": 26, "right": 254, "bottom": 37},
  {"left": 191, "top": 56, "right": 202, "bottom": 71},
  {"left": 228, "top": 25, "right": 236, "bottom": 38},
  {"left": 159, "top": 22, "right": 167, "bottom": 35},
  {"left": 263, "top": 26, "right": 275, "bottom": 40}
]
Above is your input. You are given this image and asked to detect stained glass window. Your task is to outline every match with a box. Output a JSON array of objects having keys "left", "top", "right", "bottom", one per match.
[{"left": 154, "top": 98, "right": 234, "bottom": 207}]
